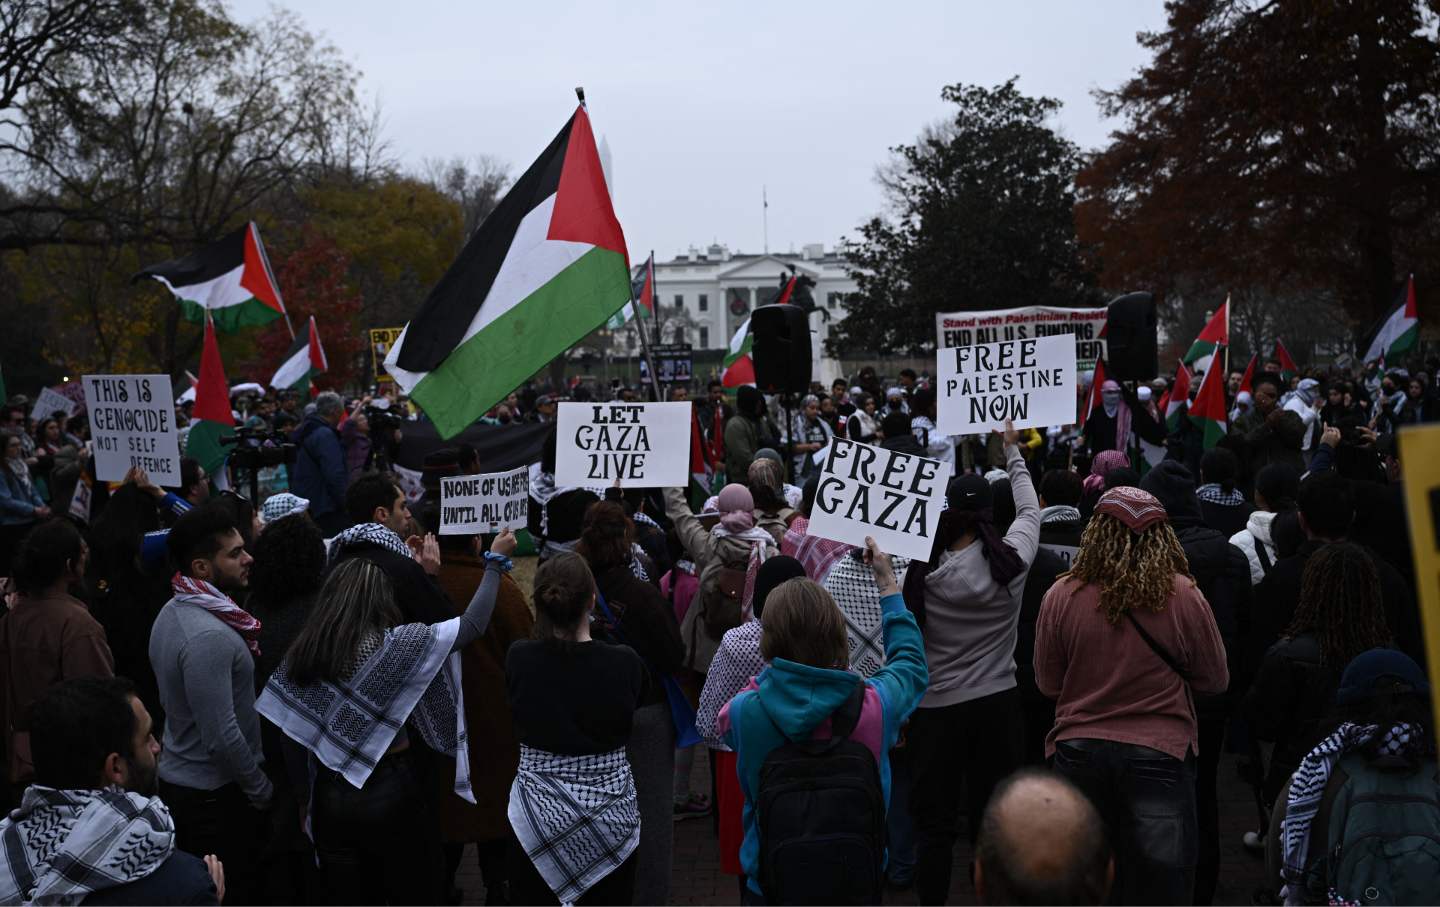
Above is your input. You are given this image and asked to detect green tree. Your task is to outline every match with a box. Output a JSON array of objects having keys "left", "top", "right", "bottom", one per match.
[
  {"left": 828, "top": 79, "right": 1099, "bottom": 355},
  {"left": 1077, "top": 0, "right": 1440, "bottom": 332}
]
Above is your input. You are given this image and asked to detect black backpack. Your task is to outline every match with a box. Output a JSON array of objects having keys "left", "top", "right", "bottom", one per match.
[{"left": 756, "top": 684, "right": 886, "bottom": 905}]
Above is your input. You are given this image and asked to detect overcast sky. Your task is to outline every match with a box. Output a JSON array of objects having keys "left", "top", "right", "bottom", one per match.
[{"left": 230, "top": 0, "right": 1169, "bottom": 263}]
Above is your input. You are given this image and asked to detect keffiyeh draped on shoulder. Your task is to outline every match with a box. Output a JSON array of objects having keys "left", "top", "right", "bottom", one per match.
[
  {"left": 257, "top": 617, "right": 473, "bottom": 802},
  {"left": 509, "top": 746, "right": 640, "bottom": 905},
  {"left": 326, "top": 521, "right": 413, "bottom": 563},
  {"left": 0, "top": 786, "right": 176, "bottom": 905}
]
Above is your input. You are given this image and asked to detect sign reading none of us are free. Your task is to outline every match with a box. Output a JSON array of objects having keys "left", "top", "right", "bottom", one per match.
[
  {"left": 554, "top": 402, "right": 691, "bottom": 488},
  {"left": 807, "top": 437, "right": 950, "bottom": 562},
  {"left": 440, "top": 466, "right": 530, "bottom": 535},
  {"left": 936, "top": 334, "right": 1077, "bottom": 435}
]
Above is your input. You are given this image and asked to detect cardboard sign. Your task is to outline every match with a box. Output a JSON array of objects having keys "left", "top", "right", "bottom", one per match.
[
  {"left": 1397, "top": 424, "right": 1440, "bottom": 737},
  {"left": 30, "top": 386, "right": 77, "bottom": 423},
  {"left": 935, "top": 306, "right": 1107, "bottom": 372},
  {"left": 68, "top": 472, "right": 92, "bottom": 523},
  {"left": 807, "top": 437, "right": 950, "bottom": 562},
  {"left": 936, "top": 334, "right": 1077, "bottom": 435},
  {"left": 369, "top": 327, "right": 404, "bottom": 385},
  {"left": 555, "top": 402, "right": 691, "bottom": 488},
  {"left": 440, "top": 467, "right": 530, "bottom": 535},
  {"left": 82, "top": 374, "right": 181, "bottom": 485}
]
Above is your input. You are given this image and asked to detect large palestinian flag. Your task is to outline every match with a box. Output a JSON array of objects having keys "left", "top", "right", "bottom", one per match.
[
  {"left": 1183, "top": 296, "right": 1230, "bottom": 368},
  {"left": 270, "top": 316, "right": 328, "bottom": 393},
  {"left": 184, "top": 315, "right": 235, "bottom": 487},
  {"left": 721, "top": 318, "right": 754, "bottom": 389},
  {"left": 1362, "top": 274, "right": 1420, "bottom": 363},
  {"left": 385, "top": 105, "right": 630, "bottom": 438},
  {"left": 136, "top": 222, "right": 287, "bottom": 331}
]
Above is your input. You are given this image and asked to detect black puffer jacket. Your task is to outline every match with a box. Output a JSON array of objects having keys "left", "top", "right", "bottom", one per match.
[{"left": 1140, "top": 461, "right": 1253, "bottom": 705}]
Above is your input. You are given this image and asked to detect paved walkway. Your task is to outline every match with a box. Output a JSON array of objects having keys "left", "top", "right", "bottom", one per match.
[{"left": 457, "top": 745, "right": 1272, "bottom": 905}]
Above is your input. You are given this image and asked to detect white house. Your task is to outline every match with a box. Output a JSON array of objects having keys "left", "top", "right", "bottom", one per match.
[{"left": 611, "top": 242, "right": 856, "bottom": 381}]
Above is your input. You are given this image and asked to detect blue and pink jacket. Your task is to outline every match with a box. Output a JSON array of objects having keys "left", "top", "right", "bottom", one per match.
[{"left": 718, "top": 592, "right": 927, "bottom": 896}]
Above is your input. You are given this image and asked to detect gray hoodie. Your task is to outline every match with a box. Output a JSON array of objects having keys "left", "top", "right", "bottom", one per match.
[{"left": 919, "top": 445, "right": 1041, "bottom": 708}]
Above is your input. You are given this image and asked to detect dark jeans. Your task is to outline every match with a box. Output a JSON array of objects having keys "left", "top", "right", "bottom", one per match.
[
  {"left": 909, "top": 688, "right": 1023, "bottom": 905},
  {"left": 445, "top": 837, "right": 512, "bottom": 905},
  {"left": 313, "top": 751, "right": 445, "bottom": 906},
  {"left": 1052, "top": 738, "right": 1198, "bottom": 905},
  {"left": 508, "top": 842, "right": 636, "bottom": 906},
  {"left": 159, "top": 780, "right": 266, "bottom": 906}
]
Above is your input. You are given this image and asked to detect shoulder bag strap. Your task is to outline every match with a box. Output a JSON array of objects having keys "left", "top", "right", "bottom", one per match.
[
  {"left": 1255, "top": 539, "right": 1274, "bottom": 576},
  {"left": 1123, "top": 610, "right": 1192, "bottom": 683}
]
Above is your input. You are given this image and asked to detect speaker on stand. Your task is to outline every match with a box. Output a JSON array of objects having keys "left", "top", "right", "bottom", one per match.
[
  {"left": 1105, "top": 292, "right": 1158, "bottom": 382},
  {"left": 750, "top": 304, "right": 814, "bottom": 479}
]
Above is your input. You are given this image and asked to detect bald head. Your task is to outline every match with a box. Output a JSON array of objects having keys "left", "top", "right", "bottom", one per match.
[{"left": 974, "top": 770, "right": 1112, "bottom": 906}]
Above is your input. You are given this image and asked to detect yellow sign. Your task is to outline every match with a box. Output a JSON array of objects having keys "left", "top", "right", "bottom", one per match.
[
  {"left": 1399, "top": 424, "right": 1440, "bottom": 736},
  {"left": 369, "top": 327, "right": 404, "bottom": 384}
]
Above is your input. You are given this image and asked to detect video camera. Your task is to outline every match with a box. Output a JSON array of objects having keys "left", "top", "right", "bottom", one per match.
[
  {"left": 220, "top": 426, "right": 298, "bottom": 471},
  {"left": 363, "top": 403, "right": 404, "bottom": 438}
]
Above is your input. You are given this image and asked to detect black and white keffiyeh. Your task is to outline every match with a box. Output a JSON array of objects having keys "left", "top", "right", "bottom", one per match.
[
  {"left": 326, "top": 522, "right": 413, "bottom": 563},
  {"left": 822, "top": 553, "right": 911, "bottom": 678},
  {"left": 1039, "top": 504, "right": 1081, "bottom": 525},
  {"left": 1196, "top": 483, "right": 1247, "bottom": 507},
  {"left": 256, "top": 617, "right": 472, "bottom": 803},
  {"left": 696, "top": 621, "right": 764, "bottom": 750},
  {"left": 1279, "top": 722, "right": 1423, "bottom": 905},
  {"left": 0, "top": 786, "right": 176, "bottom": 905},
  {"left": 508, "top": 746, "right": 640, "bottom": 906}
]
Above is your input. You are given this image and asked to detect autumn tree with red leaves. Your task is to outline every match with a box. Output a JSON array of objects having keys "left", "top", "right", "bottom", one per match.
[
  {"left": 239, "top": 228, "right": 364, "bottom": 390},
  {"left": 1077, "top": 0, "right": 1440, "bottom": 343}
]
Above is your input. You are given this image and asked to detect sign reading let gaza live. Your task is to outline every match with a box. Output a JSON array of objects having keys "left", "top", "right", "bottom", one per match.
[
  {"left": 808, "top": 437, "right": 950, "bottom": 562},
  {"left": 935, "top": 306, "right": 1107, "bottom": 372},
  {"left": 936, "top": 334, "right": 1077, "bottom": 435},
  {"left": 554, "top": 402, "right": 691, "bottom": 488},
  {"left": 83, "top": 374, "right": 182, "bottom": 485}
]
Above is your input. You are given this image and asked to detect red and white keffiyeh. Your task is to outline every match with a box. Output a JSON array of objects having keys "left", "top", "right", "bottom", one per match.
[{"left": 171, "top": 572, "right": 263, "bottom": 657}]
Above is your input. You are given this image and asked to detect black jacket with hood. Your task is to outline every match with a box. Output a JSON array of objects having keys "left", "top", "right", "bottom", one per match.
[{"left": 1140, "top": 460, "right": 1253, "bottom": 704}]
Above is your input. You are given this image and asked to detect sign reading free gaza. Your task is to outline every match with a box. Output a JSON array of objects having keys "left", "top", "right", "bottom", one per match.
[
  {"left": 807, "top": 437, "right": 950, "bottom": 561},
  {"left": 936, "top": 334, "right": 1077, "bottom": 435}
]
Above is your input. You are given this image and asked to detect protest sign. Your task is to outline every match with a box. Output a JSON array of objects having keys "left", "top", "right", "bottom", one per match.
[
  {"left": 30, "top": 386, "right": 77, "bottom": 423},
  {"left": 936, "top": 334, "right": 1076, "bottom": 435},
  {"left": 807, "top": 437, "right": 950, "bottom": 562},
  {"left": 440, "top": 467, "right": 530, "bottom": 535},
  {"left": 68, "top": 472, "right": 92, "bottom": 523},
  {"left": 555, "top": 402, "right": 691, "bottom": 488},
  {"left": 935, "top": 306, "right": 1107, "bottom": 372},
  {"left": 82, "top": 374, "right": 181, "bottom": 485}
]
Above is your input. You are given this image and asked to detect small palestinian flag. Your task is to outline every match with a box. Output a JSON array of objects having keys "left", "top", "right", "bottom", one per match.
[
  {"left": 1188, "top": 355, "right": 1228, "bottom": 449},
  {"left": 1183, "top": 295, "right": 1230, "bottom": 367},
  {"left": 1273, "top": 340, "right": 1298, "bottom": 381},
  {"left": 1236, "top": 353, "right": 1257, "bottom": 395},
  {"left": 774, "top": 276, "right": 798, "bottom": 306},
  {"left": 385, "top": 104, "right": 630, "bottom": 439},
  {"left": 722, "top": 318, "right": 754, "bottom": 390},
  {"left": 1079, "top": 358, "right": 1107, "bottom": 429},
  {"left": 270, "top": 316, "right": 328, "bottom": 393},
  {"left": 136, "top": 222, "right": 287, "bottom": 332},
  {"left": 1362, "top": 275, "right": 1419, "bottom": 363},
  {"left": 184, "top": 315, "right": 235, "bottom": 487},
  {"left": 607, "top": 254, "right": 656, "bottom": 329},
  {"left": 1165, "top": 360, "right": 1192, "bottom": 432}
]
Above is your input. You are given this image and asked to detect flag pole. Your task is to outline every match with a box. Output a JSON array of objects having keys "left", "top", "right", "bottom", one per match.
[{"left": 574, "top": 84, "right": 661, "bottom": 401}]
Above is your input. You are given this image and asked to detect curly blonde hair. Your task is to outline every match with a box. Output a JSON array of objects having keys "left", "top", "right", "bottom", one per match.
[{"left": 1063, "top": 513, "right": 1193, "bottom": 624}]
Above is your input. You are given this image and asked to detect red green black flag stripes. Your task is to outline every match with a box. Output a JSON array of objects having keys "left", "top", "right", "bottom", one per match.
[
  {"left": 385, "top": 105, "right": 631, "bottom": 438},
  {"left": 270, "top": 316, "right": 328, "bottom": 392},
  {"left": 135, "top": 222, "right": 287, "bottom": 331}
]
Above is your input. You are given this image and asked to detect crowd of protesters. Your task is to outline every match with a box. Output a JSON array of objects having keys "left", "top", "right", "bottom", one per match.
[{"left": 0, "top": 343, "right": 1436, "bottom": 906}]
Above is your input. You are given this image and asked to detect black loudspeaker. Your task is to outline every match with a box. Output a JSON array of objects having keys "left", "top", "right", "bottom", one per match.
[
  {"left": 750, "top": 304, "right": 813, "bottom": 394},
  {"left": 1105, "top": 292, "right": 1158, "bottom": 381}
]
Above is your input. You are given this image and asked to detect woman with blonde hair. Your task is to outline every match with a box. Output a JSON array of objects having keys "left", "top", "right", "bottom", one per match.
[{"left": 1035, "top": 486, "right": 1229, "bottom": 905}]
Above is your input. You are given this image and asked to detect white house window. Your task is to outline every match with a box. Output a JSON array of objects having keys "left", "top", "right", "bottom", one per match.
[
  {"left": 699, "top": 326, "right": 709, "bottom": 347},
  {"left": 674, "top": 294, "right": 684, "bottom": 309},
  {"left": 698, "top": 294, "right": 709, "bottom": 312}
]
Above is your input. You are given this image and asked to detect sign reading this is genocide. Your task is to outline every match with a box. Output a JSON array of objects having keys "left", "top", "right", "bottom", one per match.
[
  {"left": 807, "top": 437, "right": 950, "bottom": 562},
  {"left": 935, "top": 306, "right": 1107, "bottom": 372},
  {"left": 936, "top": 335, "right": 1077, "bottom": 435},
  {"left": 440, "top": 467, "right": 530, "bottom": 535},
  {"left": 555, "top": 402, "right": 691, "bottom": 488},
  {"left": 82, "top": 374, "right": 181, "bottom": 485}
]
